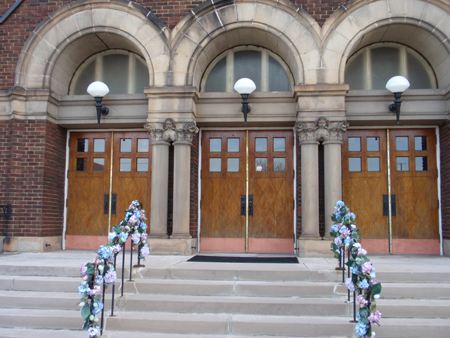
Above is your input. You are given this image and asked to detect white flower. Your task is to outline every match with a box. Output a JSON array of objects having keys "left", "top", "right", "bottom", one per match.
[{"left": 374, "top": 294, "right": 380, "bottom": 299}]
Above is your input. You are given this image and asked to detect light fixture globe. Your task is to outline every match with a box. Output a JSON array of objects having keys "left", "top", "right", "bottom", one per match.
[
  {"left": 386, "top": 76, "right": 410, "bottom": 94},
  {"left": 87, "top": 81, "right": 110, "bottom": 98},
  {"left": 234, "top": 78, "right": 256, "bottom": 95}
]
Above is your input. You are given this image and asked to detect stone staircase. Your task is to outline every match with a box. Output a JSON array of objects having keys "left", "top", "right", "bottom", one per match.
[{"left": 0, "top": 252, "right": 449, "bottom": 337}]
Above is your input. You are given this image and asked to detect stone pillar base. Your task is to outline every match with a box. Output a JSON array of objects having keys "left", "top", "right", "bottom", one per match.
[
  {"left": 444, "top": 239, "right": 450, "bottom": 257},
  {"left": 149, "top": 238, "right": 198, "bottom": 255},
  {"left": 297, "top": 238, "right": 332, "bottom": 257},
  {"left": 2, "top": 236, "right": 62, "bottom": 252},
  {"left": 170, "top": 233, "right": 192, "bottom": 239}
]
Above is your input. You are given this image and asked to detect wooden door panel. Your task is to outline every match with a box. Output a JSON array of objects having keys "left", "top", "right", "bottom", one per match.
[
  {"left": 111, "top": 132, "right": 152, "bottom": 229},
  {"left": 342, "top": 130, "right": 388, "bottom": 239},
  {"left": 201, "top": 131, "right": 246, "bottom": 238},
  {"left": 67, "top": 132, "right": 111, "bottom": 236},
  {"left": 390, "top": 129, "right": 439, "bottom": 240},
  {"left": 248, "top": 131, "right": 294, "bottom": 239}
]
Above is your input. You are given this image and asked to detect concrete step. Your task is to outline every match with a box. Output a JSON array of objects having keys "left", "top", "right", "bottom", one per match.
[
  {"left": 381, "top": 282, "right": 450, "bottom": 299},
  {"left": 377, "top": 298, "right": 450, "bottom": 318},
  {"left": 0, "top": 308, "right": 81, "bottom": 330},
  {"left": 115, "top": 294, "right": 350, "bottom": 316},
  {"left": 105, "top": 312, "right": 356, "bottom": 336},
  {"left": 374, "top": 317, "right": 450, "bottom": 338}
]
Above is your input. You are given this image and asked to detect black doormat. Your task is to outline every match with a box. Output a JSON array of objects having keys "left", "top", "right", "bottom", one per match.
[{"left": 187, "top": 255, "right": 298, "bottom": 264}]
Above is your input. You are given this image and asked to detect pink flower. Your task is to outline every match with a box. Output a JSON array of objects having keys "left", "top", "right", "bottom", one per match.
[
  {"left": 358, "top": 248, "right": 368, "bottom": 256},
  {"left": 368, "top": 310, "right": 382, "bottom": 323},
  {"left": 361, "top": 262, "right": 373, "bottom": 275},
  {"left": 80, "top": 264, "right": 87, "bottom": 275},
  {"left": 128, "top": 215, "right": 138, "bottom": 225},
  {"left": 356, "top": 294, "right": 368, "bottom": 306}
]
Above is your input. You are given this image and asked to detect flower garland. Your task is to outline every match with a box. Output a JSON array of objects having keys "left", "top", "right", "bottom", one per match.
[
  {"left": 78, "top": 200, "right": 150, "bottom": 338},
  {"left": 330, "top": 201, "right": 382, "bottom": 338}
]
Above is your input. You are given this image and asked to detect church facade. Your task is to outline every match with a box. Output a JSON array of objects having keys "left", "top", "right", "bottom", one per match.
[{"left": 0, "top": 0, "right": 449, "bottom": 256}]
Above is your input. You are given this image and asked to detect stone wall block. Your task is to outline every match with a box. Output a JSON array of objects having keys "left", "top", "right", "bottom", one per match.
[
  {"left": 335, "top": 16, "right": 361, "bottom": 41},
  {"left": 26, "top": 56, "right": 49, "bottom": 82},
  {"left": 253, "top": 3, "right": 273, "bottom": 24},
  {"left": 365, "top": 1, "right": 390, "bottom": 24},
  {"left": 250, "top": 24, "right": 269, "bottom": 46},
  {"left": 134, "top": 25, "right": 159, "bottom": 49},
  {"left": 172, "top": 53, "right": 191, "bottom": 74},
  {"left": 106, "top": 7, "right": 128, "bottom": 29},
  {"left": 186, "top": 22, "right": 209, "bottom": 45},
  {"left": 176, "top": 36, "right": 199, "bottom": 59},
  {"left": 42, "top": 25, "right": 67, "bottom": 50},
  {"left": 121, "top": 14, "right": 145, "bottom": 37},
  {"left": 323, "top": 30, "right": 348, "bottom": 54},
  {"left": 386, "top": 0, "right": 407, "bottom": 17},
  {"left": 73, "top": 10, "right": 94, "bottom": 31},
  {"left": 236, "top": 2, "right": 255, "bottom": 22},
  {"left": 200, "top": 11, "right": 223, "bottom": 34},
  {"left": 294, "top": 32, "right": 318, "bottom": 56},
  {"left": 267, "top": 7, "right": 292, "bottom": 32},
  {"left": 24, "top": 75, "right": 45, "bottom": 90},
  {"left": 436, "top": 57, "right": 450, "bottom": 88},
  {"left": 151, "top": 55, "right": 171, "bottom": 73},
  {"left": 301, "top": 49, "right": 321, "bottom": 71},
  {"left": 436, "top": 14, "right": 450, "bottom": 38},
  {"left": 216, "top": 5, "right": 237, "bottom": 27},
  {"left": 401, "top": 0, "right": 427, "bottom": 20},
  {"left": 172, "top": 72, "right": 188, "bottom": 87},
  {"left": 209, "top": 33, "right": 229, "bottom": 56},
  {"left": 283, "top": 20, "right": 307, "bottom": 45},
  {"left": 153, "top": 72, "right": 167, "bottom": 87},
  {"left": 303, "top": 69, "right": 318, "bottom": 85},
  {"left": 420, "top": 2, "right": 447, "bottom": 27},
  {"left": 53, "top": 14, "right": 79, "bottom": 39},
  {"left": 224, "top": 28, "right": 240, "bottom": 47},
  {"left": 91, "top": 8, "right": 111, "bottom": 27},
  {"left": 145, "top": 38, "right": 170, "bottom": 60},
  {"left": 322, "top": 49, "right": 342, "bottom": 70}
]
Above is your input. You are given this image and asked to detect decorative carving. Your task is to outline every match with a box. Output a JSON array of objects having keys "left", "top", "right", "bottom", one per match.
[
  {"left": 295, "top": 118, "right": 348, "bottom": 143},
  {"left": 144, "top": 118, "right": 198, "bottom": 145}
]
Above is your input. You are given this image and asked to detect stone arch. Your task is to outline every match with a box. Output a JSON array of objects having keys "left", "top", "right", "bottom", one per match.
[
  {"left": 322, "top": 0, "right": 450, "bottom": 88},
  {"left": 15, "top": 0, "right": 170, "bottom": 94},
  {"left": 170, "top": 0, "right": 321, "bottom": 88}
]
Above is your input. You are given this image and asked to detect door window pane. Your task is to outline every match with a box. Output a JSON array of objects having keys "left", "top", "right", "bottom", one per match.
[
  {"left": 349, "top": 138, "right": 361, "bottom": 152},
  {"left": 349, "top": 158, "right": 361, "bottom": 172},
  {"left": 396, "top": 137, "right": 408, "bottom": 151},
  {"left": 415, "top": 137, "right": 427, "bottom": 151},
  {"left": 255, "top": 158, "right": 268, "bottom": 172},
  {"left": 273, "top": 138, "right": 285, "bottom": 152},
  {"left": 227, "top": 158, "right": 239, "bottom": 172},
  {"left": 415, "top": 157, "right": 428, "bottom": 171},
  {"left": 120, "top": 158, "right": 131, "bottom": 172},
  {"left": 255, "top": 138, "right": 268, "bottom": 152},
  {"left": 77, "top": 139, "right": 88, "bottom": 152},
  {"left": 367, "top": 157, "right": 380, "bottom": 172},
  {"left": 138, "top": 139, "right": 149, "bottom": 152},
  {"left": 76, "top": 158, "right": 87, "bottom": 172},
  {"left": 94, "top": 139, "right": 105, "bottom": 153},
  {"left": 93, "top": 158, "right": 104, "bottom": 172},
  {"left": 210, "top": 139, "right": 221, "bottom": 152},
  {"left": 137, "top": 158, "right": 148, "bottom": 172},
  {"left": 209, "top": 158, "right": 221, "bottom": 172},
  {"left": 227, "top": 138, "right": 239, "bottom": 152},
  {"left": 274, "top": 158, "right": 285, "bottom": 172},
  {"left": 397, "top": 157, "right": 409, "bottom": 171},
  {"left": 367, "top": 137, "right": 379, "bottom": 152},
  {"left": 120, "top": 139, "right": 132, "bottom": 153}
]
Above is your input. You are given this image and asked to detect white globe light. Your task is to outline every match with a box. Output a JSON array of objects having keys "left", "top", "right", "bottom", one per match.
[
  {"left": 234, "top": 78, "right": 256, "bottom": 95},
  {"left": 386, "top": 76, "right": 410, "bottom": 94},
  {"left": 87, "top": 81, "right": 110, "bottom": 98}
]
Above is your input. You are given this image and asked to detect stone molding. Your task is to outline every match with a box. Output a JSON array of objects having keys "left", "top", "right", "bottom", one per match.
[
  {"left": 295, "top": 117, "right": 348, "bottom": 144},
  {"left": 144, "top": 118, "right": 199, "bottom": 145}
]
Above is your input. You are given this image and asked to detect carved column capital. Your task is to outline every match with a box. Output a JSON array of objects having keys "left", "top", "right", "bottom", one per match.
[
  {"left": 327, "top": 120, "right": 349, "bottom": 143},
  {"left": 145, "top": 118, "right": 198, "bottom": 145},
  {"left": 295, "top": 118, "right": 348, "bottom": 144},
  {"left": 295, "top": 121, "right": 319, "bottom": 144}
]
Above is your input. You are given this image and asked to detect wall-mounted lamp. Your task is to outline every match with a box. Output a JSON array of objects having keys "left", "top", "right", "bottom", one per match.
[
  {"left": 386, "top": 76, "right": 410, "bottom": 124},
  {"left": 234, "top": 78, "right": 256, "bottom": 124},
  {"left": 87, "top": 81, "right": 110, "bottom": 126}
]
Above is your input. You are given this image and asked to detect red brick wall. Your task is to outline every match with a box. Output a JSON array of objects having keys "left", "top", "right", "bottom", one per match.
[
  {"left": 189, "top": 133, "right": 199, "bottom": 238},
  {"left": 0, "top": 119, "right": 66, "bottom": 238},
  {"left": 0, "top": 0, "right": 347, "bottom": 90},
  {"left": 440, "top": 121, "right": 450, "bottom": 241}
]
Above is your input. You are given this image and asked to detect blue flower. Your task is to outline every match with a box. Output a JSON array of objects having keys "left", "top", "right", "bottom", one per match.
[
  {"left": 97, "top": 245, "right": 112, "bottom": 260},
  {"left": 355, "top": 322, "right": 368, "bottom": 337},
  {"left": 339, "top": 226, "right": 347, "bottom": 234},
  {"left": 359, "top": 279, "right": 370, "bottom": 289},
  {"left": 134, "top": 210, "right": 141, "bottom": 219},
  {"left": 119, "top": 232, "right": 128, "bottom": 243},
  {"left": 351, "top": 266, "right": 360, "bottom": 275},
  {"left": 78, "top": 284, "right": 90, "bottom": 296},
  {"left": 95, "top": 275, "right": 103, "bottom": 285},
  {"left": 139, "top": 222, "right": 147, "bottom": 231},
  {"left": 344, "top": 237, "right": 353, "bottom": 246},
  {"left": 336, "top": 201, "right": 345, "bottom": 208},
  {"left": 331, "top": 224, "right": 338, "bottom": 233},
  {"left": 92, "top": 302, "right": 104, "bottom": 315}
]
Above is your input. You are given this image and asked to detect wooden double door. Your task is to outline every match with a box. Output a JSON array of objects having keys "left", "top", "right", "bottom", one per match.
[
  {"left": 342, "top": 129, "right": 440, "bottom": 254},
  {"left": 200, "top": 130, "right": 294, "bottom": 253},
  {"left": 66, "top": 132, "right": 151, "bottom": 245}
]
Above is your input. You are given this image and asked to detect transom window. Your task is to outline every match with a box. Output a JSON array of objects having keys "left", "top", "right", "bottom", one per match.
[
  {"left": 201, "top": 46, "right": 293, "bottom": 92},
  {"left": 345, "top": 43, "right": 437, "bottom": 90},
  {"left": 69, "top": 50, "right": 149, "bottom": 95}
]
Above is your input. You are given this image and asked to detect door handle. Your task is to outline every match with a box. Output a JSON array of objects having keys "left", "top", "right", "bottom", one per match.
[
  {"left": 240, "top": 195, "right": 253, "bottom": 216},
  {"left": 104, "top": 194, "right": 117, "bottom": 215},
  {"left": 241, "top": 195, "right": 245, "bottom": 216},
  {"left": 383, "top": 195, "right": 396, "bottom": 216}
]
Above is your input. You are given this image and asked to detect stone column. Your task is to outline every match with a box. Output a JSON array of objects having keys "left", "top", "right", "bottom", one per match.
[
  {"left": 322, "top": 121, "right": 348, "bottom": 239},
  {"left": 296, "top": 121, "right": 321, "bottom": 239},
  {"left": 171, "top": 122, "right": 198, "bottom": 239},
  {"left": 145, "top": 121, "right": 173, "bottom": 238}
]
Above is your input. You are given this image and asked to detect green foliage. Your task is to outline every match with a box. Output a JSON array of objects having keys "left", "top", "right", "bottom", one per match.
[
  {"left": 371, "top": 283, "right": 382, "bottom": 295},
  {"left": 113, "top": 225, "right": 122, "bottom": 233},
  {"left": 85, "top": 267, "right": 95, "bottom": 275},
  {"left": 81, "top": 306, "right": 91, "bottom": 320}
]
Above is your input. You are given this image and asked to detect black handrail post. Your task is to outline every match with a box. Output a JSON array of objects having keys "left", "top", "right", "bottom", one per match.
[
  {"left": 351, "top": 290, "right": 357, "bottom": 322},
  {"left": 121, "top": 243, "right": 125, "bottom": 297},
  {"left": 342, "top": 248, "right": 345, "bottom": 283},
  {"left": 101, "top": 277, "right": 105, "bottom": 332},
  {"left": 347, "top": 247, "right": 351, "bottom": 302},
  {"left": 128, "top": 244, "right": 133, "bottom": 281}
]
